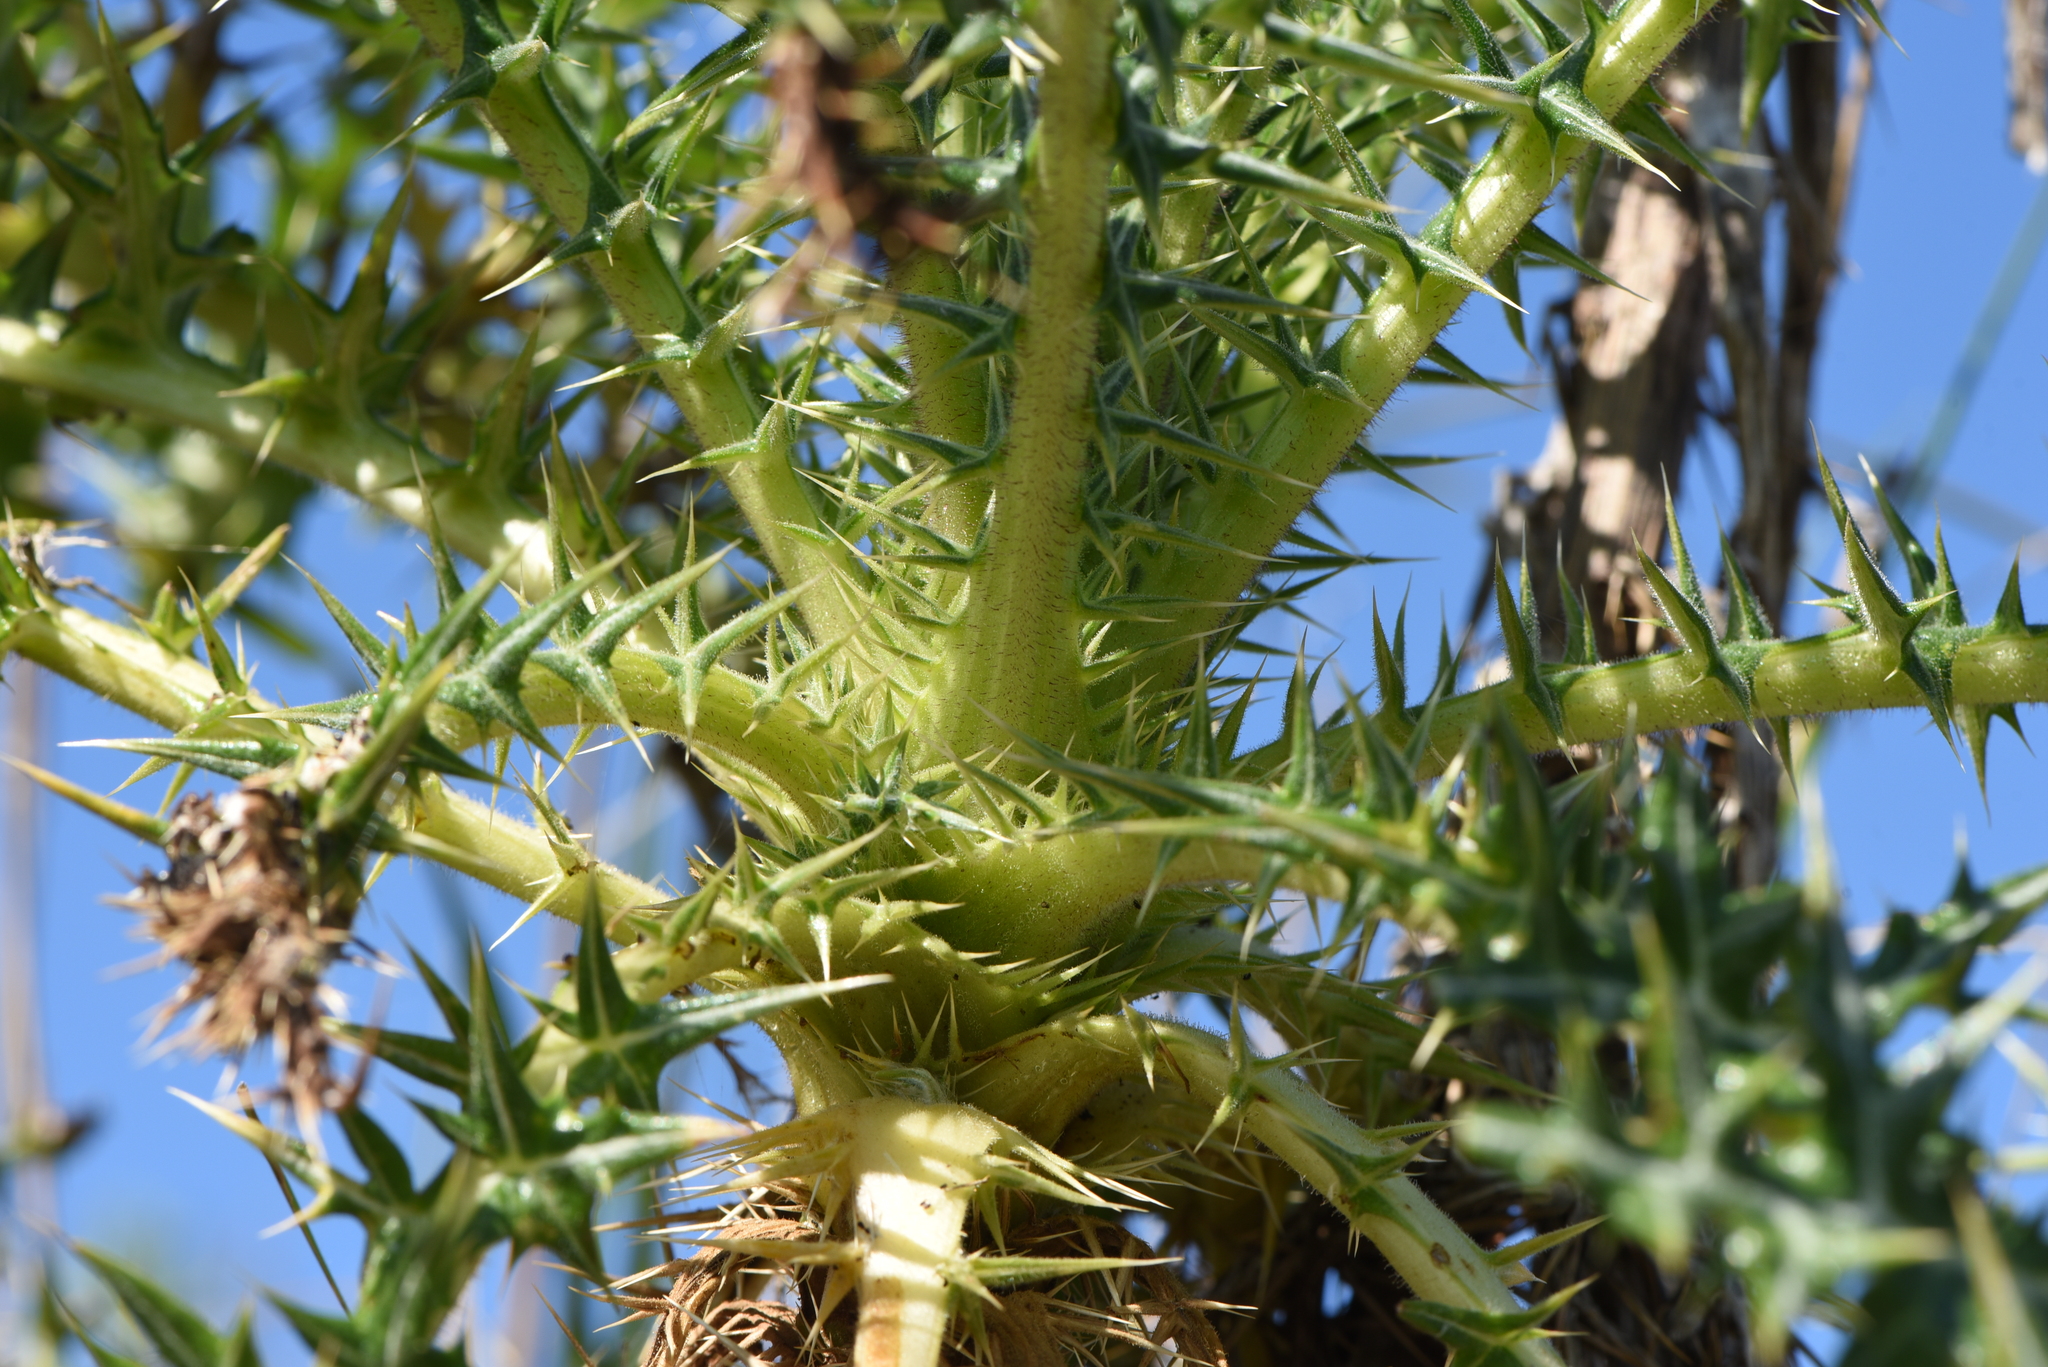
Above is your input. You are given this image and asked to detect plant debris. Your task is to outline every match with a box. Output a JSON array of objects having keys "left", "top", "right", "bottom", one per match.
[{"left": 121, "top": 778, "right": 361, "bottom": 1128}]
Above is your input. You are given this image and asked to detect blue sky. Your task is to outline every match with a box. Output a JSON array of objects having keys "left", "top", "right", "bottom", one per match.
[{"left": 7, "top": 0, "right": 2048, "bottom": 1360}]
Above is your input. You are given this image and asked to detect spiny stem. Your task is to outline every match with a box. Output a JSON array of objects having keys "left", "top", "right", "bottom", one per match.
[
  {"left": 0, "top": 584, "right": 841, "bottom": 941},
  {"left": 932, "top": 0, "right": 1119, "bottom": 756},
  {"left": 402, "top": 775, "right": 667, "bottom": 919},
  {"left": 1275, "top": 624, "right": 2048, "bottom": 780},
  {"left": 1108, "top": 0, "right": 1713, "bottom": 696},
  {"left": 394, "top": 0, "right": 861, "bottom": 641},
  {"left": 3, "top": 585, "right": 844, "bottom": 838}
]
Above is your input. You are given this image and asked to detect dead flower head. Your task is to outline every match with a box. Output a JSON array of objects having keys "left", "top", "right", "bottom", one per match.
[
  {"left": 120, "top": 773, "right": 364, "bottom": 1126},
  {"left": 750, "top": 24, "right": 959, "bottom": 320}
]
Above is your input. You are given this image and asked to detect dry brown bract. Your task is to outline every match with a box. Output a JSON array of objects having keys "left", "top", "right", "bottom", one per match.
[
  {"left": 121, "top": 781, "right": 357, "bottom": 1126},
  {"left": 968, "top": 1219, "right": 1233, "bottom": 1367},
  {"left": 748, "top": 25, "right": 956, "bottom": 320},
  {"left": 611, "top": 1190, "right": 1232, "bottom": 1367},
  {"left": 618, "top": 1212, "right": 833, "bottom": 1367}
]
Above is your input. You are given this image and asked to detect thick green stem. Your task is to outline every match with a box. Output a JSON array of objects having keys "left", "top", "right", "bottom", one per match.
[
  {"left": 439, "top": 648, "right": 843, "bottom": 839},
  {"left": 893, "top": 249, "right": 990, "bottom": 540},
  {"left": 0, "top": 319, "right": 554, "bottom": 594},
  {"left": 905, "top": 826, "right": 1344, "bottom": 961},
  {"left": 1108, "top": 0, "right": 1714, "bottom": 694},
  {"left": 1, "top": 598, "right": 220, "bottom": 733},
  {"left": 932, "top": 0, "right": 1118, "bottom": 755},
  {"left": 891, "top": 249, "right": 990, "bottom": 616},
  {"left": 1155, "top": 33, "right": 1256, "bottom": 271}
]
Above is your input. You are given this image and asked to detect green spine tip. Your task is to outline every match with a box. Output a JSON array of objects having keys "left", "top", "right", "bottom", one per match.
[
  {"left": 1994, "top": 557, "right": 2028, "bottom": 635},
  {"left": 1, "top": 756, "right": 167, "bottom": 843},
  {"left": 1718, "top": 533, "right": 1775, "bottom": 643},
  {"left": 1928, "top": 521, "right": 1966, "bottom": 628},
  {"left": 1659, "top": 474, "right": 1705, "bottom": 609},
  {"left": 1493, "top": 553, "right": 1564, "bottom": 742},
  {"left": 1372, "top": 594, "right": 1406, "bottom": 715},
  {"left": 1554, "top": 540, "right": 1595, "bottom": 667},
  {"left": 1858, "top": 454, "right": 1937, "bottom": 600},
  {"left": 1637, "top": 538, "right": 1751, "bottom": 720}
]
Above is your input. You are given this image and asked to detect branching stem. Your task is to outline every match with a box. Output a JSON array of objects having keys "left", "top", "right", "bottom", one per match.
[
  {"left": 1108, "top": 0, "right": 1711, "bottom": 694},
  {"left": 394, "top": 0, "right": 861, "bottom": 640}
]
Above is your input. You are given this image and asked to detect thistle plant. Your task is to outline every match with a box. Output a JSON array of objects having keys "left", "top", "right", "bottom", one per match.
[{"left": 7, "top": 0, "right": 2048, "bottom": 1363}]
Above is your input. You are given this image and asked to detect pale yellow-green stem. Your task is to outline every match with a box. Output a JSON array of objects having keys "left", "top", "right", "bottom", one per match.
[
  {"left": 436, "top": 648, "right": 846, "bottom": 841},
  {"left": 1, "top": 581, "right": 846, "bottom": 840},
  {"left": 1243, "top": 624, "right": 2048, "bottom": 780},
  {"left": 756, "top": 1011, "right": 873, "bottom": 1113},
  {"left": 844, "top": 1100, "right": 1002, "bottom": 1367},
  {"left": 0, "top": 593, "right": 720, "bottom": 963},
  {"left": 906, "top": 824, "right": 1347, "bottom": 960},
  {"left": 890, "top": 248, "right": 990, "bottom": 573},
  {"left": 405, "top": 774, "right": 661, "bottom": 915},
  {"left": 932, "top": 0, "right": 1118, "bottom": 757},
  {"left": 1, "top": 596, "right": 220, "bottom": 734}
]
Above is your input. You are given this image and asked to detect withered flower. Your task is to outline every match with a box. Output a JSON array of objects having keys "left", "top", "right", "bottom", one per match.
[
  {"left": 754, "top": 25, "right": 957, "bottom": 318},
  {"left": 120, "top": 765, "right": 365, "bottom": 1128}
]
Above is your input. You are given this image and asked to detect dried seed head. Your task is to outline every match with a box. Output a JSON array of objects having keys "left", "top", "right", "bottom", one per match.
[
  {"left": 751, "top": 26, "right": 958, "bottom": 320},
  {"left": 616, "top": 1193, "right": 840, "bottom": 1367},
  {"left": 120, "top": 775, "right": 362, "bottom": 1125}
]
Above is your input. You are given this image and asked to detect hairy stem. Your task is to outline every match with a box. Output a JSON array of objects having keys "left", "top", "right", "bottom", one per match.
[
  {"left": 893, "top": 249, "right": 990, "bottom": 538},
  {"left": 891, "top": 249, "right": 991, "bottom": 616},
  {"left": 1155, "top": 32, "right": 1256, "bottom": 271},
  {"left": 932, "top": 0, "right": 1118, "bottom": 755}
]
